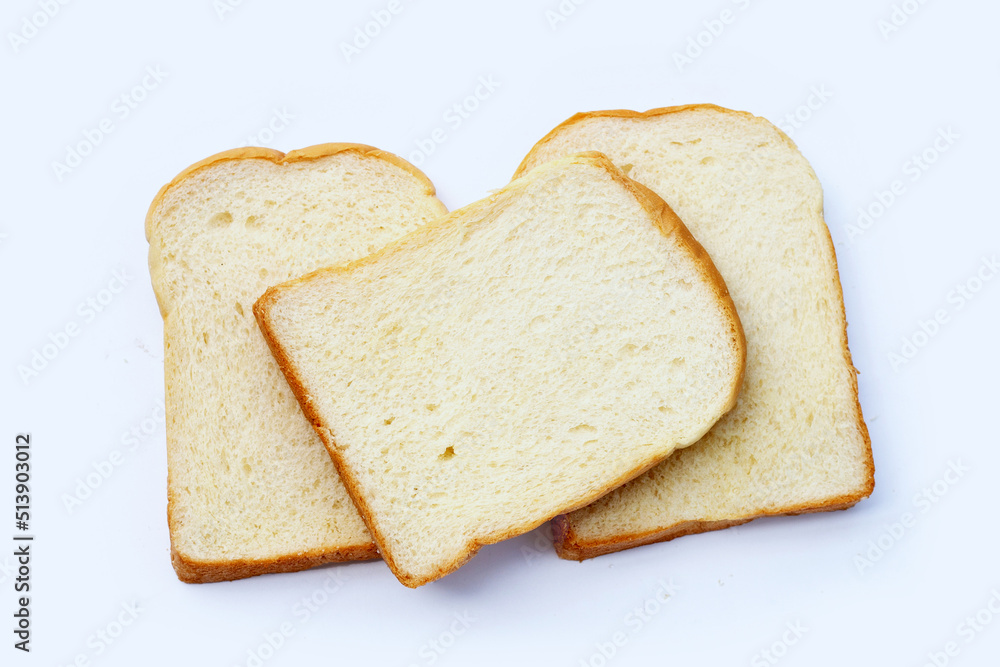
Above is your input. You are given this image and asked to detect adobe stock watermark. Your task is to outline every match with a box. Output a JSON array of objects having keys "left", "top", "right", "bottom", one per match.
[
  {"left": 233, "top": 570, "right": 350, "bottom": 667},
  {"left": 340, "top": 0, "right": 416, "bottom": 64},
  {"left": 776, "top": 86, "right": 833, "bottom": 139},
  {"left": 7, "top": 0, "right": 73, "bottom": 54},
  {"left": 56, "top": 600, "right": 144, "bottom": 667},
  {"left": 713, "top": 150, "right": 765, "bottom": 195},
  {"left": 0, "top": 555, "right": 18, "bottom": 608},
  {"left": 405, "top": 611, "right": 477, "bottom": 667},
  {"left": 888, "top": 255, "right": 997, "bottom": 372},
  {"left": 0, "top": 555, "right": 16, "bottom": 585},
  {"left": 61, "top": 399, "right": 165, "bottom": 514},
  {"left": 521, "top": 523, "right": 555, "bottom": 565},
  {"left": 878, "top": 0, "right": 931, "bottom": 40},
  {"left": 238, "top": 108, "right": 294, "bottom": 147},
  {"left": 750, "top": 621, "right": 808, "bottom": 667},
  {"left": 407, "top": 75, "right": 501, "bottom": 167},
  {"left": 844, "top": 126, "right": 958, "bottom": 243},
  {"left": 214, "top": 0, "right": 248, "bottom": 21},
  {"left": 17, "top": 267, "right": 135, "bottom": 386},
  {"left": 578, "top": 579, "right": 680, "bottom": 667},
  {"left": 672, "top": 0, "right": 755, "bottom": 73},
  {"left": 545, "top": 0, "right": 589, "bottom": 31},
  {"left": 854, "top": 460, "right": 968, "bottom": 574},
  {"left": 51, "top": 66, "right": 169, "bottom": 182},
  {"left": 919, "top": 589, "right": 1000, "bottom": 667}
]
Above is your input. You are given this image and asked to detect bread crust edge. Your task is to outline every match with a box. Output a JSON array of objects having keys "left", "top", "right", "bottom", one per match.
[
  {"left": 171, "top": 542, "right": 380, "bottom": 584},
  {"left": 552, "top": 494, "right": 870, "bottom": 561},
  {"left": 145, "top": 142, "right": 440, "bottom": 243}
]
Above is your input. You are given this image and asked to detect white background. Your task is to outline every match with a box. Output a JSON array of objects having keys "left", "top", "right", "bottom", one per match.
[{"left": 3, "top": 0, "right": 999, "bottom": 665}]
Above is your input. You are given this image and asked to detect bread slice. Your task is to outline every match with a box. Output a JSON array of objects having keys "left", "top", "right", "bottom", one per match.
[
  {"left": 254, "top": 153, "right": 746, "bottom": 587},
  {"left": 515, "top": 105, "right": 874, "bottom": 559},
  {"left": 146, "top": 143, "right": 447, "bottom": 582}
]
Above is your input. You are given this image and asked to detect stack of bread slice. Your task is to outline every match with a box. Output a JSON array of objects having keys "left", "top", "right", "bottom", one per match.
[{"left": 146, "top": 105, "right": 873, "bottom": 588}]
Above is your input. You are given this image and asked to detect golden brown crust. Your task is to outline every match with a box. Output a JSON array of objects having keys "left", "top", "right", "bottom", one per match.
[
  {"left": 254, "top": 154, "right": 747, "bottom": 587},
  {"left": 145, "top": 143, "right": 440, "bottom": 243},
  {"left": 513, "top": 104, "right": 759, "bottom": 179},
  {"left": 149, "top": 143, "right": 443, "bottom": 584},
  {"left": 171, "top": 542, "right": 379, "bottom": 584},
  {"left": 554, "top": 495, "right": 869, "bottom": 561},
  {"left": 521, "top": 105, "right": 874, "bottom": 561}
]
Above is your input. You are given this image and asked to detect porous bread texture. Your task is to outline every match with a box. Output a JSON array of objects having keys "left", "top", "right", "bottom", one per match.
[
  {"left": 516, "top": 105, "right": 874, "bottom": 559},
  {"left": 255, "top": 154, "right": 746, "bottom": 587},
  {"left": 146, "top": 144, "right": 448, "bottom": 582}
]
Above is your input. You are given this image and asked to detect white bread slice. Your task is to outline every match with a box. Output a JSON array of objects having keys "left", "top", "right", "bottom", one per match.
[
  {"left": 254, "top": 153, "right": 746, "bottom": 587},
  {"left": 145, "top": 144, "right": 447, "bottom": 582},
  {"left": 516, "top": 105, "right": 874, "bottom": 559}
]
